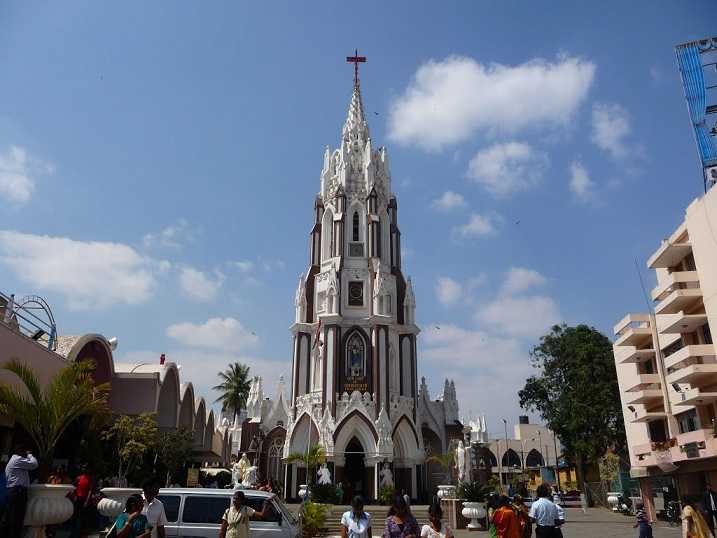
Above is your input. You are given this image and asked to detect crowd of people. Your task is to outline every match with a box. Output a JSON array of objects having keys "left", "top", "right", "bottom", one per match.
[{"left": 339, "top": 493, "right": 452, "bottom": 538}]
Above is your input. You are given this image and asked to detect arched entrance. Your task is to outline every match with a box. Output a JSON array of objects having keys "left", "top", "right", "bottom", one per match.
[
  {"left": 344, "top": 437, "right": 366, "bottom": 503},
  {"left": 422, "top": 427, "right": 443, "bottom": 498}
]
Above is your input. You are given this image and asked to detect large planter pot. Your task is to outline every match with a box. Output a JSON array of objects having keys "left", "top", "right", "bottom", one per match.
[
  {"left": 298, "top": 484, "right": 309, "bottom": 500},
  {"left": 98, "top": 487, "right": 143, "bottom": 519},
  {"left": 606, "top": 492, "right": 621, "bottom": 512},
  {"left": 23, "top": 484, "right": 75, "bottom": 538},
  {"left": 437, "top": 485, "right": 456, "bottom": 499},
  {"left": 461, "top": 501, "right": 486, "bottom": 531}
]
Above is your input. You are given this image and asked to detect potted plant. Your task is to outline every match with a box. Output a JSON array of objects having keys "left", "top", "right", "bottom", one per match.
[
  {"left": 426, "top": 450, "right": 456, "bottom": 498},
  {"left": 457, "top": 481, "right": 490, "bottom": 530},
  {"left": 0, "top": 360, "right": 110, "bottom": 534},
  {"left": 286, "top": 444, "right": 326, "bottom": 499},
  {"left": 300, "top": 500, "right": 327, "bottom": 538}
]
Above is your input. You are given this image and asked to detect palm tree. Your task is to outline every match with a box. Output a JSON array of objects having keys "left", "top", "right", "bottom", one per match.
[
  {"left": 286, "top": 444, "right": 326, "bottom": 485},
  {"left": 213, "top": 362, "right": 251, "bottom": 423},
  {"left": 0, "top": 359, "right": 110, "bottom": 478},
  {"left": 426, "top": 450, "right": 455, "bottom": 484}
]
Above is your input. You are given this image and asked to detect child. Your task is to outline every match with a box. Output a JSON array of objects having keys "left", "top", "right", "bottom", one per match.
[{"left": 633, "top": 507, "right": 653, "bottom": 538}]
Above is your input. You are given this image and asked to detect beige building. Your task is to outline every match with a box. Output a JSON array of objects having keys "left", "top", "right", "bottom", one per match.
[
  {"left": 614, "top": 184, "right": 717, "bottom": 518},
  {"left": 0, "top": 291, "right": 233, "bottom": 467}
]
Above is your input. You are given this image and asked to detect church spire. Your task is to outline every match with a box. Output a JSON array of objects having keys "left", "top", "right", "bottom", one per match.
[{"left": 343, "top": 50, "right": 369, "bottom": 141}]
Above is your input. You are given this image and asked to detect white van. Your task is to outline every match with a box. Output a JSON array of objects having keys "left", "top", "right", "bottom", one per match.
[{"left": 156, "top": 488, "right": 300, "bottom": 538}]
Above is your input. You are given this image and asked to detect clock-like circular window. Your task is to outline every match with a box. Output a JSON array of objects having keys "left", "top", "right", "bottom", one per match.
[{"left": 348, "top": 281, "right": 363, "bottom": 306}]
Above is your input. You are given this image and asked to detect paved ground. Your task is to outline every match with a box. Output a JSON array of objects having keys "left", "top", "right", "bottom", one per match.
[{"left": 450, "top": 508, "right": 681, "bottom": 538}]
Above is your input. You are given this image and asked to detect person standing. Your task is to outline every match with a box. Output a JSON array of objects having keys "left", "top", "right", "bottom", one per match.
[
  {"left": 529, "top": 484, "right": 560, "bottom": 538},
  {"left": 341, "top": 495, "right": 372, "bottom": 538},
  {"left": 633, "top": 507, "right": 653, "bottom": 538},
  {"left": 402, "top": 489, "right": 411, "bottom": 511},
  {"left": 512, "top": 495, "right": 532, "bottom": 538},
  {"left": 219, "top": 490, "right": 270, "bottom": 538},
  {"left": 114, "top": 494, "right": 150, "bottom": 538},
  {"left": 383, "top": 494, "right": 420, "bottom": 538},
  {"left": 142, "top": 480, "right": 167, "bottom": 538},
  {"left": 420, "top": 500, "right": 453, "bottom": 538},
  {"left": 71, "top": 466, "right": 93, "bottom": 538},
  {"left": 492, "top": 496, "right": 520, "bottom": 538},
  {"left": 682, "top": 497, "right": 711, "bottom": 538},
  {"left": 703, "top": 484, "right": 717, "bottom": 536},
  {"left": 2, "top": 445, "right": 38, "bottom": 537}
]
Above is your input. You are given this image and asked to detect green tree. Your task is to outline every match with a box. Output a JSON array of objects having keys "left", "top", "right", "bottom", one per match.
[
  {"left": 0, "top": 359, "right": 110, "bottom": 479},
  {"left": 286, "top": 444, "right": 325, "bottom": 486},
  {"left": 155, "top": 427, "right": 194, "bottom": 487},
  {"left": 102, "top": 413, "right": 158, "bottom": 482},
  {"left": 519, "top": 324, "right": 626, "bottom": 497},
  {"left": 213, "top": 362, "right": 251, "bottom": 423}
]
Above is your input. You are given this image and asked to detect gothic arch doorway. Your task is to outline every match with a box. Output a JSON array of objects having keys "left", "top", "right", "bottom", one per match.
[{"left": 344, "top": 437, "right": 366, "bottom": 503}]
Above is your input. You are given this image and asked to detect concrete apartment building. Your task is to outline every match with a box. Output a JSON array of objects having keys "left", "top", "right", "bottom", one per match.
[{"left": 614, "top": 183, "right": 717, "bottom": 517}]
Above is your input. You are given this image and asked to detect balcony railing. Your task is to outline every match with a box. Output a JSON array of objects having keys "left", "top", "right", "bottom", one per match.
[
  {"left": 674, "top": 387, "right": 717, "bottom": 406},
  {"left": 617, "top": 347, "right": 655, "bottom": 364},
  {"left": 651, "top": 271, "right": 700, "bottom": 301},
  {"left": 666, "top": 364, "right": 717, "bottom": 385},
  {"left": 663, "top": 344, "right": 716, "bottom": 370},
  {"left": 0, "top": 291, "right": 57, "bottom": 351},
  {"left": 615, "top": 327, "right": 653, "bottom": 348},
  {"left": 655, "top": 288, "right": 703, "bottom": 315}
]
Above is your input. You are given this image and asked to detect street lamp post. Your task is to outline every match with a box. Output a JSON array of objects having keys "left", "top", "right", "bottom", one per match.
[
  {"left": 553, "top": 432, "right": 561, "bottom": 492},
  {"left": 502, "top": 419, "right": 509, "bottom": 491}
]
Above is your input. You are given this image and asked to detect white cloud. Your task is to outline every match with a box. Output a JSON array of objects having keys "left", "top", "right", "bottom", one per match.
[
  {"left": 501, "top": 267, "right": 547, "bottom": 295},
  {"left": 388, "top": 55, "right": 595, "bottom": 151},
  {"left": 435, "top": 277, "right": 462, "bottom": 306},
  {"left": 591, "top": 103, "right": 631, "bottom": 159},
  {"left": 476, "top": 295, "right": 560, "bottom": 339},
  {"left": 232, "top": 260, "right": 255, "bottom": 272},
  {"left": 452, "top": 213, "right": 497, "bottom": 239},
  {"left": 143, "top": 219, "right": 195, "bottom": 250},
  {"left": 166, "top": 317, "right": 258, "bottom": 351},
  {"left": 431, "top": 191, "right": 467, "bottom": 211},
  {"left": 474, "top": 267, "right": 560, "bottom": 339},
  {"left": 569, "top": 161, "right": 596, "bottom": 202},
  {"left": 0, "top": 230, "right": 157, "bottom": 309},
  {"left": 467, "top": 142, "right": 549, "bottom": 197},
  {"left": 117, "top": 349, "right": 288, "bottom": 403},
  {"left": 178, "top": 267, "right": 224, "bottom": 302},
  {"left": 420, "top": 324, "right": 533, "bottom": 428},
  {"left": 0, "top": 146, "right": 52, "bottom": 205}
]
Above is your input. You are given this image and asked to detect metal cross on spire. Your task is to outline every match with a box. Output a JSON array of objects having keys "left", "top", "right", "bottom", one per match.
[{"left": 346, "top": 49, "right": 366, "bottom": 87}]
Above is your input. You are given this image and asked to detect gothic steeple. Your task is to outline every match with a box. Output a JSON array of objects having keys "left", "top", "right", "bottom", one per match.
[{"left": 342, "top": 82, "right": 370, "bottom": 142}]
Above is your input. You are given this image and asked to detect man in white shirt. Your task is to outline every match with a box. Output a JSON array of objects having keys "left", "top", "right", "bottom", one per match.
[
  {"left": 142, "top": 480, "right": 168, "bottom": 538},
  {"left": 2, "top": 445, "right": 39, "bottom": 537},
  {"left": 529, "top": 484, "right": 560, "bottom": 537}
]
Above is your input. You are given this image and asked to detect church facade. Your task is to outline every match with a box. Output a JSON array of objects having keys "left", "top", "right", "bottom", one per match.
[{"left": 235, "top": 68, "right": 463, "bottom": 502}]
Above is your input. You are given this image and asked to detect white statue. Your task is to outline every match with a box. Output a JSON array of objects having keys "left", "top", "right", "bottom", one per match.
[
  {"left": 455, "top": 441, "right": 466, "bottom": 482},
  {"left": 317, "top": 463, "right": 332, "bottom": 485},
  {"left": 231, "top": 458, "right": 242, "bottom": 487},
  {"left": 379, "top": 463, "right": 394, "bottom": 488},
  {"left": 238, "top": 453, "right": 250, "bottom": 483},
  {"left": 242, "top": 463, "right": 259, "bottom": 488}
]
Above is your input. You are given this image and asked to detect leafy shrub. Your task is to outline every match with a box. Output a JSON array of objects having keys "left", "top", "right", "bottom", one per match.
[
  {"left": 301, "top": 501, "right": 327, "bottom": 537},
  {"left": 310, "top": 482, "right": 340, "bottom": 504},
  {"left": 378, "top": 485, "right": 395, "bottom": 506},
  {"left": 457, "top": 481, "right": 491, "bottom": 502}
]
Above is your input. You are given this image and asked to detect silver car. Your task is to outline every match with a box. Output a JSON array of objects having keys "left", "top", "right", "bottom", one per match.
[{"left": 156, "top": 488, "right": 300, "bottom": 538}]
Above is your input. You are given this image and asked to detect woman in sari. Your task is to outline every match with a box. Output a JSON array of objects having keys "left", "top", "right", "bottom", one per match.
[{"left": 682, "top": 497, "right": 711, "bottom": 538}]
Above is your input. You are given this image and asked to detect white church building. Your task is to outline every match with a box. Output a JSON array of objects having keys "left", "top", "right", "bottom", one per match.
[{"left": 231, "top": 63, "right": 464, "bottom": 502}]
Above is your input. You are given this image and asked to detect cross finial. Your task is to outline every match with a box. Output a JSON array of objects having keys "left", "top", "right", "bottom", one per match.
[{"left": 346, "top": 49, "right": 366, "bottom": 88}]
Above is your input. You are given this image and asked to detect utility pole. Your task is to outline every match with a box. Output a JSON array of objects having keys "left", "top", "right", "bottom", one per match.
[
  {"left": 553, "top": 432, "right": 561, "bottom": 491},
  {"left": 503, "top": 418, "right": 509, "bottom": 491}
]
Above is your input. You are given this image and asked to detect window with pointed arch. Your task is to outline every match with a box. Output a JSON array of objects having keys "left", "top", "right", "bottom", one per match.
[
  {"left": 266, "top": 437, "right": 284, "bottom": 484},
  {"left": 353, "top": 211, "right": 360, "bottom": 242},
  {"left": 346, "top": 332, "right": 366, "bottom": 378}
]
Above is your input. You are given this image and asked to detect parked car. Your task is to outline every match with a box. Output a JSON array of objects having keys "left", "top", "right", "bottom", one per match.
[{"left": 156, "top": 487, "right": 300, "bottom": 538}]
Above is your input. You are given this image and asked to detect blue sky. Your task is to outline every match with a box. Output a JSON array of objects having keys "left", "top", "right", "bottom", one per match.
[{"left": 1, "top": 1, "right": 715, "bottom": 435}]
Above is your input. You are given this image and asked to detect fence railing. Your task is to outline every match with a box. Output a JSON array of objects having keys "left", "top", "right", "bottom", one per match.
[{"left": 0, "top": 291, "right": 57, "bottom": 351}]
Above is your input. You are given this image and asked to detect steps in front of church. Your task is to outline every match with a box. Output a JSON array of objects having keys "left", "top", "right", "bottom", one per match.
[{"left": 313, "top": 505, "right": 431, "bottom": 537}]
